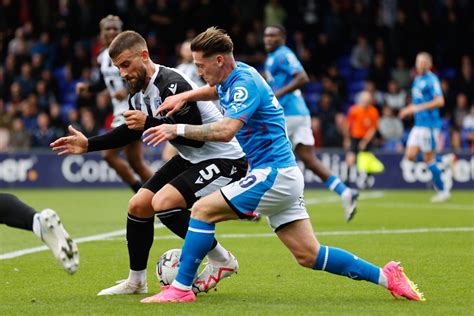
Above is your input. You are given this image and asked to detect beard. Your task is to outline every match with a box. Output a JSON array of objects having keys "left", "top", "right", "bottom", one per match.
[{"left": 127, "top": 65, "right": 147, "bottom": 94}]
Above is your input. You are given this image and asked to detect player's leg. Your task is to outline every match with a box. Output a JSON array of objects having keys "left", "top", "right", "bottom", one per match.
[
  {"left": 275, "top": 217, "right": 424, "bottom": 301},
  {"left": 295, "top": 143, "right": 358, "bottom": 222},
  {"left": 0, "top": 193, "right": 79, "bottom": 274},
  {"left": 141, "top": 190, "right": 239, "bottom": 303},
  {"left": 97, "top": 187, "right": 155, "bottom": 295},
  {"left": 102, "top": 147, "right": 142, "bottom": 192},
  {"left": 152, "top": 157, "right": 247, "bottom": 292},
  {"left": 124, "top": 139, "right": 154, "bottom": 183},
  {"left": 161, "top": 141, "right": 178, "bottom": 161}
]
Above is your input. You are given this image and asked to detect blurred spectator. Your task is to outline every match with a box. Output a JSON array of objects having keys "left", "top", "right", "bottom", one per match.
[
  {"left": 236, "top": 31, "right": 265, "bottom": 68},
  {"left": 79, "top": 108, "right": 99, "bottom": 138},
  {"left": 31, "top": 112, "right": 57, "bottom": 148},
  {"left": 391, "top": 57, "right": 411, "bottom": 90},
  {"left": 48, "top": 102, "right": 67, "bottom": 137},
  {"left": 21, "top": 94, "right": 39, "bottom": 130},
  {"left": 350, "top": 36, "right": 372, "bottom": 70},
  {"left": 356, "top": 80, "right": 384, "bottom": 108},
  {"left": 384, "top": 80, "right": 407, "bottom": 110},
  {"left": 176, "top": 40, "right": 205, "bottom": 87},
  {"left": 461, "top": 105, "right": 474, "bottom": 151},
  {"left": 369, "top": 53, "right": 390, "bottom": 90},
  {"left": 67, "top": 108, "right": 81, "bottom": 131},
  {"left": 264, "top": 0, "right": 287, "bottom": 27},
  {"left": 313, "top": 92, "right": 344, "bottom": 147},
  {"left": 453, "top": 93, "right": 469, "bottom": 130},
  {"left": 378, "top": 105, "right": 404, "bottom": 152},
  {"left": 8, "top": 117, "right": 31, "bottom": 151},
  {"left": 15, "top": 62, "right": 35, "bottom": 98},
  {"left": 453, "top": 56, "right": 474, "bottom": 100},
  {"left": 36, "top": 80, "right": 56, "bottom": 112}
]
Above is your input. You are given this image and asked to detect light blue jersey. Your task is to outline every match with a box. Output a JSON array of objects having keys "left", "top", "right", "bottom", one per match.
[
  {"left": 216, "top": 62, "right": 296, "bottom": 169},
  {"left": 411, "top": 71, "right": 443, "bottom": 128},
  {"left": 264, "top": 45, "right": 310, "bottom": 116}
]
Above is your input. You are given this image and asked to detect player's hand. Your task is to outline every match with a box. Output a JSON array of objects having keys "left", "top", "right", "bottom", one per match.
[
  {"left": 398, "top": 104, "right": 416, "bottom": 119},
  {"left": 114, "top": 89, "right": 128, "bottom": 101},
  {"left": 157, "top": 94, "right": 187, "bottom": 117},
  {"left": 142, "top": 124, "right": 177, "bottom": 147},
  {"left": 124, "top": 110, "right": 146, "bottom": 130},
  {"left": 358, "top": 140, "right": 367, "bottom": 151},
  {"left": 50, "top": 125, "right": 88, "bottom": 155},
  {"left": 76, "top": 82, "right": 88, "bottom": 96}
]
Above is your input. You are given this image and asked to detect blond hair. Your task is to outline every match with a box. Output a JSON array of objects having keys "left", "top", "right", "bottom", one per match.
[{"left": 191, "top": 27, "right": 233, "bottom": 58}]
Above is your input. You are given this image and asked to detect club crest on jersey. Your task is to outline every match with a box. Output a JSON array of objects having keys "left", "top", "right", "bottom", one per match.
[
  {"left": 233, "top": 87, "right": 248, "bottom": 103},
  {"left": 168, "top": 83, "right": 177, "bottom": 95}
]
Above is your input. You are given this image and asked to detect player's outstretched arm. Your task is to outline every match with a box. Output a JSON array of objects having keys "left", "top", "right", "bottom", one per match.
[
  {"left": 158, "top": 85, "right": 218, "bottom": 117},
  {"left": 50, "top": 125, "right": 88, "bottom": 155},
  {"left": 143, "top": 117, "right": 243, "bottom": 147}
]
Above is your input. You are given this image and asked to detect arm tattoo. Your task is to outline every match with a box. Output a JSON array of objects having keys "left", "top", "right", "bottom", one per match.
[{"left": 184, "top": 122, "right": 228, "bottom": 141}]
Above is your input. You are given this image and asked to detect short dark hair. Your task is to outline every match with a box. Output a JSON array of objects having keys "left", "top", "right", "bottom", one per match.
[
  {"left": 266, "top": 24, "right": 286, "bottom": 36},
  {"left": 190, "top": 27, "right": 233, "bottom": 58},
  {"left": 108, "top": 30, "right": 146, "bottom": 59}
]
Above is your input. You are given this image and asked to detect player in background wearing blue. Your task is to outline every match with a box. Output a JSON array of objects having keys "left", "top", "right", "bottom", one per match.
[
  {"left": 263, "top": 25, "right": 358, "bottom": 222},
  {"left": 0, "top": 193, "right": 79, "bottom": 274},
  {"left": 399, "top": 52, "right": 451, "bottom": 202},
  {"left": 140, "top": 27, "right": 424, "bottom": 303}
]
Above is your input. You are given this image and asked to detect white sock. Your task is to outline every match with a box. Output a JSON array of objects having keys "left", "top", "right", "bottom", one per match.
[
  {"left": 207, "top": 242, "right": 230, "bottom": 262},
  {"left": 128, "top": 269, "right": 147, "bottom": 285},
  {"left": 32, "top": 213, "right": 42, "bottom": 239},
  {"left": 378, "top": 268, "right": 388, "bottom": 288},
  {"left": 172, "top": 279, "right": 192, "bottom": 291}
]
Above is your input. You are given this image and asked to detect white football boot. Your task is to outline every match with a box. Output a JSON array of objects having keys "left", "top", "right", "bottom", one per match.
[
  {"left": 97, "top": 279, "right": 148, "bottom": 296},
  {"left": 38, "top": 209, "right": 79, "bottom": 274},
  {"left": 192, "top": 252, "right": 239, "bottom": 294},
  {"left": 341, "top": 188, "right": 359, "bottom": 222},
  {"left": 431, "top": 191, "right": 451, "bottom": 203}
]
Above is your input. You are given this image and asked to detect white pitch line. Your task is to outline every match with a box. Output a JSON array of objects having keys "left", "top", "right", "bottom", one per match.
[
  {"left": 305, "top": 191, "right": 385, "bottom": 205},
  {"left": 0, "top": 223, "right": 165, "bottom": 260},
  {"left": 100, "top": 226, "right": 473, "bottom": 241}
]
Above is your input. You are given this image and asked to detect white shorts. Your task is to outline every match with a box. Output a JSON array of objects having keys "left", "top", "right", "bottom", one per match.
[
  {"left": 285, "top": 116, "right": 315, "bottom": 149},
  {"left": 406, "top": 127, "right": 440, "bottom": 153},
  {"left": 111, "top": 114, "right": 126, "bottom": 128},
  {"left": 220, "top": 166, "right": 309, "bottom": 231}
]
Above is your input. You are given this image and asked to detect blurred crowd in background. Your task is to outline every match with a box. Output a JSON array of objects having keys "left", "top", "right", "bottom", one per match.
[{"left": 0, "top": 0, "right": 473, "bottom": 153}]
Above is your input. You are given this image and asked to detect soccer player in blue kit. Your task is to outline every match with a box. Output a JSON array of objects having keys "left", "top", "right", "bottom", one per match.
[
  {"left": 263, "top": 25, "right": 358, "bottom": 221},
  {"left": 399, "top": 52, "right": 450, "bottom": 202},
  {"left": 141, "top": 27, "right": 424, "bottom": 303}
]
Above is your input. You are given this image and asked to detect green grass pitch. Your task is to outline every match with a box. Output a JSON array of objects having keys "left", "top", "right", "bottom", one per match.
[{"left": 0, "top": 189, "right": 473, "bottom": 315}]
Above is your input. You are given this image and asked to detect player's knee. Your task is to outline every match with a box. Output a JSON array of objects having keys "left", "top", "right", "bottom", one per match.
[
  {"left": 128, "top": 194, "right": 151, "bottom": 217},
  {"left": 190, "top": 199, "right": 213, "bottom": 222},
  {"left": 151, "top": 194, "right": 172, "bottom": 213}
]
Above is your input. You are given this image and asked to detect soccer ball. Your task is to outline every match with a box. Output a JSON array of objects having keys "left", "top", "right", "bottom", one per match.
[{"left": 156, "top": 248, "right": 181, "bottom": 286}]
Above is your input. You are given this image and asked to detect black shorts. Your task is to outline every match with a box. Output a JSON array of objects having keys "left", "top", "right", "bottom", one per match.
[
  {"left": 142, "top": 155, "right": 248, "bottom": 207},
  {"left": 350, "top": 137, "right": 372, "bottom": 154}
]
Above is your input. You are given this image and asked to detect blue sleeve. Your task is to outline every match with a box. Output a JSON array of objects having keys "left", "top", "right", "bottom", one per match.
[
  {"left": 224, "top": 80, "right": 260, "bottom": 124},
  {"left": 279, "top": 50, "right": 304, "bottom": 77},
  {"left": 431, "top": 75, "right": 443, "bottom": 97}
]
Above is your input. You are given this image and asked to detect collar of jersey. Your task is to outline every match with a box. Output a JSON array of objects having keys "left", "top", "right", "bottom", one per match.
[
  {"left": 221, "top": 62, "right": 243, "bottom": 90},
  {"left": 143, "top": 63, "right": 160, "bottom": 96}
]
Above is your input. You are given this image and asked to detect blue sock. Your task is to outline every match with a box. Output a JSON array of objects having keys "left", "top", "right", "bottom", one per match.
[
  {"left": 324, "top": 175, "right": 348, "bottom": 196},
  {"left": 313, "top": 245, "right": 381, "bottom": 285},
  {"left": 175, "top": 218, "right": 215, "bottom": 287},
  {"left": 428, "top": 162, "right": 445, "bottom": 191},
  {"left": 417, "top": 153, "right": 442, "bottom": 163}
]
